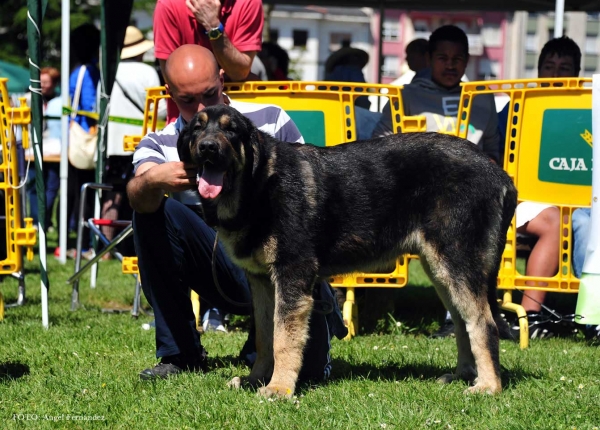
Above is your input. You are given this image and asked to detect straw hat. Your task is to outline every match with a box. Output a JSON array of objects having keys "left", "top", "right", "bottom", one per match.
[
  {"left": 325, "top": 43, "right": 369, "bottom": 74},
  {"left": 121, "top": 26, "right": 154, "bottom": 60}
]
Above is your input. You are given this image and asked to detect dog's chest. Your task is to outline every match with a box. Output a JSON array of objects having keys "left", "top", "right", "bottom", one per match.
[{"left": 218, "top": 229, "right": 274, "bottom": 275}]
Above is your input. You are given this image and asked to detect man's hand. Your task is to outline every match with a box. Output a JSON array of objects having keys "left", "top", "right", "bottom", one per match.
[
  {"left": 186, "top": 0, "right": 221, "bottom": 31},
  {"left": 127, "top": 161, "right": 198, "bottom": 214},
  {"left": 149, "top": 161, "right": 197, "bottom": 192}
]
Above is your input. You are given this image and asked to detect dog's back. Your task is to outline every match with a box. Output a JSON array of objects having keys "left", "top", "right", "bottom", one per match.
[{"left": 268, "top": 132, "right": 516, "bottom": 278}]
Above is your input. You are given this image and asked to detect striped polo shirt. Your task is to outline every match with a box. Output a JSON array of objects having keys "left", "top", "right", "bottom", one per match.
[{"left": 133, "top": 99, "right": 304, "bottom": 206}]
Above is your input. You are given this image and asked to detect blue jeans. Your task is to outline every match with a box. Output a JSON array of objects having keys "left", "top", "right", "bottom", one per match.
[
  {"left": 572, "top": 208, "right": 591, "bottom": 278},
  {"left": 27, "top": 162, "right": 60, "bottom": 228},
  {"left": 133, "top": 198, "right": 251, "bottom": 362}
]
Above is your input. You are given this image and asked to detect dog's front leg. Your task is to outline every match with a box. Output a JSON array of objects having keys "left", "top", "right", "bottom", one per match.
[
  {"left": 229, "top": 273, "right": 275, "bottom": 390},
  {"left": 258, "top": 267, "right": 314, "bottom": 399}
]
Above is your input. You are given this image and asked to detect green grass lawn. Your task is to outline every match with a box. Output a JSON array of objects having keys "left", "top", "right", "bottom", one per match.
[{"left": 0, "top": 236, "right": 599, "bottom": 429}]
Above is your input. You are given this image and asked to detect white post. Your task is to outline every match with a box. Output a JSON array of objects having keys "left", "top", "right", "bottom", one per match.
[
  {"left": 575, "top": 74, "right": 600, "bottom": 325},
  {"left": 58, "top": 0, "right": 70, "bottom": 264},
  {"left": 554, "top": 0, "right": 565, "bottom": 38}
]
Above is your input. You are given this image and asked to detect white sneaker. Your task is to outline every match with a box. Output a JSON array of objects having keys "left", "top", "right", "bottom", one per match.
[{"left": 202, "top": 308, "right": 227, "bottom": 333}]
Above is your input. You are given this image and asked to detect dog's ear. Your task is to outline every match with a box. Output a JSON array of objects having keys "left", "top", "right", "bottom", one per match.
[
  {"left": 237, "top": 113, "right": 263, "bottom": 177},
  {"left": 177, "top": 118, "right": 194, "bottom": 163}
]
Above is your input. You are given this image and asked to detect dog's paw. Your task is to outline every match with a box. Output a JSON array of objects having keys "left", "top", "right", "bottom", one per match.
[
  {"left": 227, "top": 376, "right": 265, "bottom": 390},
  {"left": 464, "top": 379, "right": 502, "bottom": 395},
  {"left": 227, "top": 376, "right": 243, "bottom": 389},
  {"left": 436, "top": 373, "right": 459, "bottom": 384},
  {"left": 257, "top": 384, "right": 294, "bottom": 399}
]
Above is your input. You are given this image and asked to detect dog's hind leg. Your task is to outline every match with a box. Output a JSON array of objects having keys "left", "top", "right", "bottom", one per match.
[
  {"left": 421, "top": 255, "right": 502, "bottom": 395},
  {"left": 228, "top": 274, "right": 275, "bottom": 390},
  {"left": 257, "top": 265, "right": 314, "bottom": 399}
]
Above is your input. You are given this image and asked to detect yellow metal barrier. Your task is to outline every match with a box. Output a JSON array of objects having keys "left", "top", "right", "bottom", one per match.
[
  {"left": 457, "top": 78, "right": 592, "bottom": 348},
  {"left": 0, "top": 78, "right": 37, "bottom": 320}
]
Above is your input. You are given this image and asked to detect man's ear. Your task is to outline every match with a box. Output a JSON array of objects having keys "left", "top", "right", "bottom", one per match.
[{"left": 165, "top": 83, "right": 172, "bottom": 97}]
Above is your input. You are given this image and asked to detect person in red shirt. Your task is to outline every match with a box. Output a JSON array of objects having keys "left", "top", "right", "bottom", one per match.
[{"left": 154, "top": 0, "right": 264, "bottom": 122}]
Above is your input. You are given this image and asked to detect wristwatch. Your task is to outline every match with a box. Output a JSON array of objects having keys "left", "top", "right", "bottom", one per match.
[{"left": 206, "top": 23, "right": 224, "bottom": 41}]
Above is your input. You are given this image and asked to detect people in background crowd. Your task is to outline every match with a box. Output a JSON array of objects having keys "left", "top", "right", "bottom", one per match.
[
  {"left": 405, "top": 38, "right": 431, "bottom": 81},
  {"left": 27, "top": 66, "right": 61, "bottom": 231}
]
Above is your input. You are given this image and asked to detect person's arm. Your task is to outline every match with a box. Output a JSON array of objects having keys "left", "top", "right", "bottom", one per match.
[
  {"left": 480, "top": 101, "right": 501, "bottom": 164},
  {"left": 370, "top": 101, "right": 394, "bottom": 138},
  {"left": 127, "top": 161, "right": 197, "bottom": 213},
  {"left": 185, "top": 0, "right": 262, "bottom": 81},
  {"left": 79, "top": 67, "right": 98, "bottom": 125}
]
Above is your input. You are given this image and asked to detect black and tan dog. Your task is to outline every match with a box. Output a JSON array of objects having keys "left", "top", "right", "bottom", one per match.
[{"left": 178, "top": 104, "right": 517, "bottom": 398}]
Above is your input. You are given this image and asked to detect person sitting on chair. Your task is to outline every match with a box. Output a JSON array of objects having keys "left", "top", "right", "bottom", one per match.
[{"left": 497, "top": 36, "right": 582, "bottom": 339}]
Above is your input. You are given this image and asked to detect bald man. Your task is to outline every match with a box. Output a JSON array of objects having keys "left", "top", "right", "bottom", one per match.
[{"left": 127, "top": 44, "right": 344, "bottom": 381}]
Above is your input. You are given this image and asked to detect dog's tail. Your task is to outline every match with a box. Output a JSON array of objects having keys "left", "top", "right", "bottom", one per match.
[{"left": 488, "top": 182, "right": 518, "bottom": 334}]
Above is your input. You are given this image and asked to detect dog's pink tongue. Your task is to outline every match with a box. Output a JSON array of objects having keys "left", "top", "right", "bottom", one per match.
[{"left": 198, "top": 167, "right": 224, "bottom": 199}]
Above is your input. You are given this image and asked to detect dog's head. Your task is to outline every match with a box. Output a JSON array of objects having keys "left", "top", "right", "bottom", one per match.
[{"left": 178, "top": 104, "right": 257, "bottom": 200}]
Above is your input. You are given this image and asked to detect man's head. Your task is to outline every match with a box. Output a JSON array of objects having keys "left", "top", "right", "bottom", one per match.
[
  {"left": 71, "top": 24, "right": 100, "bottom": 64},
  {"left": 164, "top": 44, "right": 225, "bottom": 122},
  {"left": 428, "top": 25, "right": 469, "bottom": 89},
  {"left": 40, "top": 67, "right": 59, "bottom": 98},
  {"left": 538, "top": 36, "right": 581, "bottom": 78},
  {"left": 405, "top": 38, "right": 429, "bottom": 73}
]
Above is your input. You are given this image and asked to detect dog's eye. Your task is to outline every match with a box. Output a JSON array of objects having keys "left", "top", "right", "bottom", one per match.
[{"left": 194, "top": 121, "right": 205, "bottom": 130}]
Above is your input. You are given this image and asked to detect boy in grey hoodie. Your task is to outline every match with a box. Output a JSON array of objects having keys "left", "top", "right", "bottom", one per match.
[{"left": 371, "top": 25, "right": 501, "bottom": 163}]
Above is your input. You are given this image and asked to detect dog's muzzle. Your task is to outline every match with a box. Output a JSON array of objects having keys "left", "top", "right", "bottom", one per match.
[{"left": 196, "top": 138, "right": 220, "bottom": 164}]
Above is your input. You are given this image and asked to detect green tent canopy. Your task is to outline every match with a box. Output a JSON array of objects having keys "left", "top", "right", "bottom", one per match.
[{"left": 0, "top": 60, "right": 30, "bottom": 93}]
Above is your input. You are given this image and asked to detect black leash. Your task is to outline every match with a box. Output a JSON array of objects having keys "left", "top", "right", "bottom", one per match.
[
  {"left": 517, "top": 290, "right": 584, "bottom": 323},
  {"left": 211, "top": 231, "right": 251, "bottom": 308}
]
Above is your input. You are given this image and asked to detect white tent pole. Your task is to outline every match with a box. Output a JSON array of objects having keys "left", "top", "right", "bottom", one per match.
[
  {"left": 58, "top": 0, "right": 70, "bottom": 264},
  {"left": 584, "top": 75, "right": 600, "bottom": 275},
  {"left": 554, "top": 0, "right": 565, "bottom": 38},
  {"left": 574, "top": 74, "right": 600, "bottom": 326}
]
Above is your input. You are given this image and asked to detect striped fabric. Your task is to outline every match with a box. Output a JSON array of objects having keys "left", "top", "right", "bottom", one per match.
[{"left": 132, "top": 99, "right": 304, "bottom": 206}]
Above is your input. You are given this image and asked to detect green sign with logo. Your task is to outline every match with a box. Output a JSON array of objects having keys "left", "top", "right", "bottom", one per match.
[
  {"left": 288, "top": 111, "right": 326, "bottom": 147},
  {"left": 538, "top": 109, "right": 593, "bottom": 186}
]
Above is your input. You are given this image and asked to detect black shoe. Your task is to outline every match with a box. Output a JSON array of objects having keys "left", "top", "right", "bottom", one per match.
[
  {"left": 496, "top": 313, "right": 517, "bottom": 341},
  {"left": 139, "top": 350, "right": 208, "bottom": 380},
  {"left": 585, "top": 324, "right": 600, "bottom": 340},
  {"left": 553, "top": 314, "right": 582, "bottom": 337},
  {"left": 139, "top": 362, "right": 186, "bottom": 380},
  {"left": 510, "top": 312, "right": 555, "bottom": 340},
  {"left": 430, "top": 320, "right": 455, "bottom": 338}
]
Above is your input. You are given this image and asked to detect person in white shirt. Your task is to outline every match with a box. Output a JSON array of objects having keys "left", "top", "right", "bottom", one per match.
[{"left": 101, "top": 26, "right": 167, "bottom": 251}]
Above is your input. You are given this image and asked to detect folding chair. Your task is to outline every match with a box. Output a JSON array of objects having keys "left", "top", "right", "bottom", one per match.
[{"left": 66, "top": 182, "right": 140, "bottom": 314}]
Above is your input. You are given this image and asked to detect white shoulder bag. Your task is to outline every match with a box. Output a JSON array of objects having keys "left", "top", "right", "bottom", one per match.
[{"left": 68, "top": 65, "right": 98, "bottom": 170}]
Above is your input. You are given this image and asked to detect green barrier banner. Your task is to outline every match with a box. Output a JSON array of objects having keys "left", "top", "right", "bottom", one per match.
[{"left": 538, "top": 109, "right": 593, "bottom": 186}]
